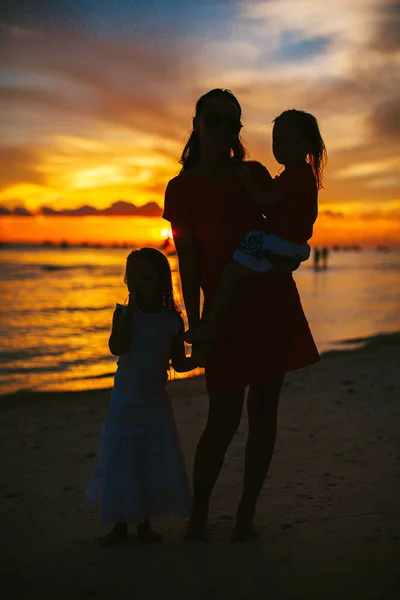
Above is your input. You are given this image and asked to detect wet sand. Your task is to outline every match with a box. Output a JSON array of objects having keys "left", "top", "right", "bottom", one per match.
[{"left": 1, "top": 335, "right": 399, "bottom": 599}]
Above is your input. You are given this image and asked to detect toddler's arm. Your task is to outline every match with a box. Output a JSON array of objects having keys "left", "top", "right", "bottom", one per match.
[{"left": 237, "top": 165, "right": 288, "bottom": 214}]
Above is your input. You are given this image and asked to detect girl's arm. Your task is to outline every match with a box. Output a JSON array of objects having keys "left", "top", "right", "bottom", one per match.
[
  {"left": 171, "top": 324, "right": 199, "bottom": 373},
  {"left": 108, "top": 300, "right": 135, "bottom": 356},
  {"left": 237, "top": 166, "right": 288, "bottom": 214}
]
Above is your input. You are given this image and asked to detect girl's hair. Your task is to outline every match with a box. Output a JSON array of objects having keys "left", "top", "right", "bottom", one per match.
[
  {"left": 274, "top": 109, "right": 327, "bottom": 190},
  {"left": 124, "top": 248, "right": 180, "bottom": 314},
  {"left": 180, "top": 88, "right": 247, "bottom": 171}
]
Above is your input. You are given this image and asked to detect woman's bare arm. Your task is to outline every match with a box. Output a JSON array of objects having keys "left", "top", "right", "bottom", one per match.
[{"left": 173, "top": 225, "right": 201, "bottom": 329}]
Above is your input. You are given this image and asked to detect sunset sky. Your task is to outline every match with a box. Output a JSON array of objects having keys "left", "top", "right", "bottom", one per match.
[{"left": 1, "top": 0, "right": 399, "bottom": 246}]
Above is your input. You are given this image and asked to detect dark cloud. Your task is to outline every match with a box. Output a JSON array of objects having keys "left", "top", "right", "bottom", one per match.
[
  {"left": 372, "top": 98, "right": 400, "bottom": 139},
  {"left": 277, "top": 33, "right": 331, "bottom": 62},
  {"left": 372, "top": 1, "right": 400, "bottom": 52},
  {"left": 0, "top": 26, "right": 198, "bottom": 142},
  {"left": 320, "top": 210, "right": 344, "bottom": 219},
  {"left": 0, "top": 200, "right": 163, "bottom": 217},
  {"left": 0, "top": 146, "right": 45, "bottom": 190},
  {"left": 0, "top": 204, "right": 33, "bottom": 216},
  {"left": 0, "top": 1, "right": 81, "bottom": 28}
]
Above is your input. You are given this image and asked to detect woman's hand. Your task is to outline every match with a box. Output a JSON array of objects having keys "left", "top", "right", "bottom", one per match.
[{"left": 191, "top": 340, "right": 215, "bottom": 368}]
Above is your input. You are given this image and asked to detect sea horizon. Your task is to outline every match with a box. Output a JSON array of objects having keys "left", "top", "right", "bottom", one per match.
[{"left": 1, "top": 245, "right": 399, "bottom": 396}]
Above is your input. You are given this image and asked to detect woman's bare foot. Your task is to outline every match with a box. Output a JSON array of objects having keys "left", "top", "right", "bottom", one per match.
[
  {"left": 231, "top": 520, "right": 259, "bottom": 543},
  {"left": 98, "top": 523, "right": 128, "bottom": 547},
  {"left": 137, "top": 519, "right": 163, "bottom": 543},
  {"left": 185, "top": 508, "right": 208, "bottom": 541},
  {"left": 232, "top": 505, "right": 259, "bottom": 542}
]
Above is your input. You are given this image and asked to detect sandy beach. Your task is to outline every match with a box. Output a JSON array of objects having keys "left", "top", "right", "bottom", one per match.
[{"left": 1, "top": 335, "right": 399, "bottom": 600}]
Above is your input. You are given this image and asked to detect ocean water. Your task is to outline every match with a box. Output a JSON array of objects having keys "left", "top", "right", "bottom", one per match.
[{"left": 1, "top": 245, "right": 399, "bottom": 395}]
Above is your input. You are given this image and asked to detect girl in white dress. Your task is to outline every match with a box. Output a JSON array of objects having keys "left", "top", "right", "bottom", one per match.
[{"left": 85, "top": 248, "right": 197, "bottom": 545}]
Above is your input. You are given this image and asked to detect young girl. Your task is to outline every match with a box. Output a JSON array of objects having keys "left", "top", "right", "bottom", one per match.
[
  {"left": 185, "top": 108, "right": 327, "bottom": 343},
  {"left": 85, "top": 248, "right": 198, "bottom": 545}
]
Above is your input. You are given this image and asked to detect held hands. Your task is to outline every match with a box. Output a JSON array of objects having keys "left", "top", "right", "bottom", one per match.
[{"left": 190, "top": 340, "right": 215, "bottom": 369}]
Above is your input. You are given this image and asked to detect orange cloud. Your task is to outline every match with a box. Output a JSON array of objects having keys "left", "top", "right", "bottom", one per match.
[{"left": 1, "top": 0, "right": 400, "bottom": 247}]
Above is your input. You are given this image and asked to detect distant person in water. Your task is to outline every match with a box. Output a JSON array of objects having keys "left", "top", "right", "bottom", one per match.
[
  {"left": 185, "top": 108, "right": 327, "bottom": 343},
  {"left": 163, "top": 88, "right": 322, "bottom": 541},
  {"left": 321, "top": 246, "right": 329, "bottom": 269},
  {"left": 85, "top": 248, "right": 198, "bottom": 545},
  {"left": 314, "top": 247, "right": 321, "bottom": 269}
]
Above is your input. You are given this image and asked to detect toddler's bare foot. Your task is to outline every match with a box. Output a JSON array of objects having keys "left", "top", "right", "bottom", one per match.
[
  {"left": 98, "top": 523, "right": 128, "bottom": 547},
  {"left": 137, "top": 519, "right": 163, "bottom": 543}
]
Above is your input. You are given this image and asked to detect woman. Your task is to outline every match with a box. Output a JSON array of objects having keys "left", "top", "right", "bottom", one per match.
[{"left": 163, "top": 88, "right": 319, "bottom": 541}]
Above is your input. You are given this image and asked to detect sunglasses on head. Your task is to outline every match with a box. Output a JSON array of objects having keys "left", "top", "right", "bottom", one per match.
[{"left": 198, "top": 111, "right": 242, "bottom": 134}]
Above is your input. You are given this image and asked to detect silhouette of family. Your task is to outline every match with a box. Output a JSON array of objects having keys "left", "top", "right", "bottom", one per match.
[{"left": 86, "top": 88, "right": 327, "bottom": 544}]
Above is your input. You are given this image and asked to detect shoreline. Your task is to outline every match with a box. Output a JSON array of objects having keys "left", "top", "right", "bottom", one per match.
[
  {"left": 1, "top": 330, "right": 399, "bottom": 402},
  {"left": 1, "top": 323, "right": 399, "bottom": 598}
]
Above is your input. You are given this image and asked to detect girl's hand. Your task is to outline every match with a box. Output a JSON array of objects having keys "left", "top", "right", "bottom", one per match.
[{"left": 127, "top": 289, "right": 137, "bottom": 313}]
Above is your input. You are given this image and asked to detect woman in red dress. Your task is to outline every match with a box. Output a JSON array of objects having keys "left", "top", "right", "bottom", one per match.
[{"left": 163, "top": 89, "right": 320, "bottom": 541}]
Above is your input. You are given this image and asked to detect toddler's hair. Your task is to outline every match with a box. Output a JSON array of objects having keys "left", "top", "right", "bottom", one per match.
[{"left": 274, "top": 109, "right": 327, "bottom": 189}]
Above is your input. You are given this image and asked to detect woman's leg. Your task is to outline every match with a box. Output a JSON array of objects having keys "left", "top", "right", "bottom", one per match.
[
  {"left": 184, "top": 261, "right": 250, "bottom": 343},
  {"left": 187, "top": 386, "right": 246, "bottom": 538},
  {"left": 234, "top": 373, "right": 285, "bottom": 541}
]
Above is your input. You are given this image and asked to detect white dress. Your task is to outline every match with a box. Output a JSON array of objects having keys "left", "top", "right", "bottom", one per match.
[{"left": 85, "top": 307, "right": 191, "bottom": 525}]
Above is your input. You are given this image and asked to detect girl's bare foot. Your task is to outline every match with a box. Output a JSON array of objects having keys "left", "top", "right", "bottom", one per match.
[
  {"left": 137, "top": 519, "right": 163, "bottom": 543},
  {"left": 98, "top": 523, "right": 128, "bottom": 547}
]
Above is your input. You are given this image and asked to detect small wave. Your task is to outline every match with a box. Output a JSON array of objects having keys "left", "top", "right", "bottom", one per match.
[
  {"left": 62, "top": 306, "right": 111, "bottom": 313},
  {"left": 0, "top": 364, "right": 66, "bottom": 375},
  {"left": 335, "top": 331, "right": 400, "bottom": 348},
  {"left": 41, "top": 265, "right": 72, "bottom": 271},
  {"left": 41, "top": 264, "right": 99, "bottom": 272},
  {"left": 9, "top": 305, "right": 112, "bottom": 316},
  {"left": 66, "top": 371, "right": 115, "bottom": 381},
  {"left": 0, "top": 350, "right": 36, "bottom": 364},
  {"left": 322, "top": 330, "right": 400, "bottom": 359}
]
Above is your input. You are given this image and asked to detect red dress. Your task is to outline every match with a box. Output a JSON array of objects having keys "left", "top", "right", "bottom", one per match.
[
  {"left": 267, "top": 162, "right": 318, "bottom": 244},
  {"left": 163, "top": 161, "right": 320, "bottom": 393}
]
